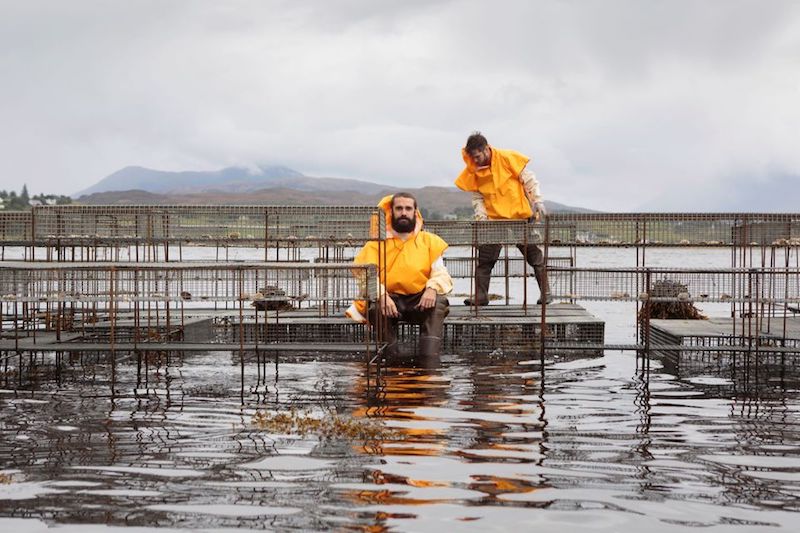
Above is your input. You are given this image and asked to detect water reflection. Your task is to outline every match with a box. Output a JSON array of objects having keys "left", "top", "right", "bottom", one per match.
[
  {"left": 2, "top": 348, "right": 800, "bottom": 530},
  {"left": 339, "top": 351, "right": 800, "bottom": 530},
  {"left": 345, "top": 354, "right": 548, "bottom": 520}
]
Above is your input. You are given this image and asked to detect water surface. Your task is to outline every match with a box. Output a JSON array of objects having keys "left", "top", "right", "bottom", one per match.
[{"left": 2, "top": 247, "right": 799, "bottom": 531}]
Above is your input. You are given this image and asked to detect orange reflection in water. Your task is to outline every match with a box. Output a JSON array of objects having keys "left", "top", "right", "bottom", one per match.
[
  {"left": 346, "top": 360, "right": 547, "bottom": 506},
  {"left": 351, "top": 366, "right": 451, "bottom": 459}
]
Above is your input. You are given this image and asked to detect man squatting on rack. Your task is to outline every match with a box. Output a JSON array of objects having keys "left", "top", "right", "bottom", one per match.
[
  {"left": 346, "top": 193, "right": 453, "bottom": 357},
  {"left": 455, "top": 131, "right": 551, "bottom": 306}
]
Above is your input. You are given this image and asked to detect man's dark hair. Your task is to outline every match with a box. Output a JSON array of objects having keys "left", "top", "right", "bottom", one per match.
[
  {"left": 465, "top": 131, "right": 488, "bottom": 152},
  {"left": 391, "top": 192, "right": 417, "bottom": 210}
]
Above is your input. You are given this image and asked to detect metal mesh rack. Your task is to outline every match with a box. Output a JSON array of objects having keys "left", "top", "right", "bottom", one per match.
[
  {"left": 424, "top": 220, "right": 542, "bottom": 245},
  {"left": 650, "top": 320, "right": 800, "bottom": 367},
  {"left": 0, "top": 212, "right": 33, "bottom": 244},
  {"left": 232, "top": 317, "right": 366, "bottom": 344},
  {"left": 391, "top": 312, "right": 605, "bottom": 354},
  {"left": 0, "top": 261, "right": 376, "bottom": 305},
  {"left": 549, "top": 267, "right": 800, "bottom": 303},
  {"left": 443, "top": 254, "right": 573, "bottom": 278},
  {"left": 26, "top": 205, "right": 385, "bottom": 244},
  {"left": 317, "top": 254, "right": 573, "bottom": 277},
  {"left": 4, "top": 209, "right": 800, "bottom": 249},
  {"left": 545, "top": 213, "right": 800, "bottom": 247},
  {"left": 3, "top": 207, "right": 800, "bottom": 369},
  {"left": 0, "top": 262, "right": 381, "bottom": 377}
]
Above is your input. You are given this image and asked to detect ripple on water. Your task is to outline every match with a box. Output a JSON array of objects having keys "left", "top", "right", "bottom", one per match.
[
  {"left": 68, "top": 466, "right": 206, "bottom": 478},
  {"left": 239, "top": 455, "right": 336, "bottom": 471},
  {"left": 147, "top": 503, "right": 300, "bottom": 516}
]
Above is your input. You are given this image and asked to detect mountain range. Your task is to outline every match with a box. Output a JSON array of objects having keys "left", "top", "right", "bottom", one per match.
[{"left": 75, "top": 164, "right": 593, "bottom": 217}]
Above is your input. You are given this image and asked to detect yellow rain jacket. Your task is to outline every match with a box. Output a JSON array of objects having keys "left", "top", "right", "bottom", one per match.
[
  {"left": 454, "top": 147, "right": 533, "bottom": 220},
  {"left": 346, "top": 195, "right": 452, "bottom": 323}
]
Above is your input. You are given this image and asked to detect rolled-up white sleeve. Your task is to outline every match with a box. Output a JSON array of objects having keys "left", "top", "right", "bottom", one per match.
[
  {"left": 520, "top": 167, "right": 542, "bottom": 206},
  {"left": 426, "top": 257, "right": 453, "bottom": 295},
  {"left": 471, "top": 193, "right": 488, "bottom": 220}
]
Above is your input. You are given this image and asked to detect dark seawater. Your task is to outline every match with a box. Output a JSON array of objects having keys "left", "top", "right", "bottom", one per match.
[{"left": 1, "top": 348, "right": 799, "bottom": 532}]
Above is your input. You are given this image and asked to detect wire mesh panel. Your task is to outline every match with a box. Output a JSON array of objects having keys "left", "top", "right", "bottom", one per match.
[
  {"left": 0, "top": 212, "right": 33, "bottom": 243},
  {"left": 424, "top": 220, "right": 532, "bottom": 245},
  {"left": 232, "top": 319, "right": 367, "bottom": 344},
  {"left": 10, "top": 209, "right": 800, "bottom": 248},
  {"left": 32, "top": 206, "right": 157, "bottom": 241},
  {"left": 549, "top": 267, "right": 800, "bottom": 304},
  {"left": 28, "top": 205, "right": 385, "bottom": 244},
  {"left": 638, "top": 214, "right": 741, "bottom": 246},
  {"left": 443, "top": 254, "right": 572, "bottom": 278},
  {"left": 731, "top": 214, "right": 800, "bottom": 245},
  {"left": 549, "top": 267, "right": 643, "bottom": 301},
  {"left": 545, "top": 213, "right": 800, "bottom": 247},
  {"left": 0, "top": 262, "right": 377, "bottom": 305},
  {"left": 546, "top": 214, "right": 644, "bottom": 246},
  {"left": 264, "top": 206, "right": 383, "bottom": 242}
]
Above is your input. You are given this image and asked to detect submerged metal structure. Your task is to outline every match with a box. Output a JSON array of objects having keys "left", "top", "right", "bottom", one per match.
[{"left": 1, "top": 206, "right": 799, "bottom": 391}]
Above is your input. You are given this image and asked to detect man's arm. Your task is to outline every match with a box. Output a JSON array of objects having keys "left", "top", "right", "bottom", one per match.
[
  {"left": 471, "top": 192, "right": 488, "bottom": 221},
  {"left": 520, "top": 167, "right": 546, "bottom": 219},
  {"left": 417, "top": 257, "right": 453, "bottom": 309},
  {"left": 425, "top": 257, "right": 453, "bottom": 295}
]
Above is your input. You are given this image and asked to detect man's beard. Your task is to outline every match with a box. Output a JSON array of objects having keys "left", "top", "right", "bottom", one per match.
[{"left": 391, "top": 215, "right": 415, "bottom": 233}]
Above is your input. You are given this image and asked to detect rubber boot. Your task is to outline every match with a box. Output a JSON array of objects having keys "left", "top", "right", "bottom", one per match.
[
  {"left": 418, "top": 335, "right": 442, "bottom": 357},
  {"left": 534, "top": 265, "right": 552, "bottom": 305},
  {"left": 465, "top": 244, "right": 501, "bottom": 306}
]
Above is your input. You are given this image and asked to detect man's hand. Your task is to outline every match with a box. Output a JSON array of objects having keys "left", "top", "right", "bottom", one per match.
[
  {"left": 530, "top": 201, "right": 547, "bottom": 222},
  {"left": 416, "top": 287, "right": 438, "bottom": 310},
  {"left": 380, "top": 293, "right": 399, "bottom": 317}
]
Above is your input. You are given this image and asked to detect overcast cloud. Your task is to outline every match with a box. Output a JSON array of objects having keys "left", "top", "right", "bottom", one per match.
[{"left": 1, "top": 0, "right": 799, "bottom": 211}]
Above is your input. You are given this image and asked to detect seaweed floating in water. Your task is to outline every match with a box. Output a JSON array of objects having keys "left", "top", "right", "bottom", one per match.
[{"left": 252, "top": 408, "right": 400, "bottom": 441}]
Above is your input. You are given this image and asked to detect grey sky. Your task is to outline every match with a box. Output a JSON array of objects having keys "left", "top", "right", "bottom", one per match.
[{"left": 1, "top": 0, "right": 799, "bottom": 210}]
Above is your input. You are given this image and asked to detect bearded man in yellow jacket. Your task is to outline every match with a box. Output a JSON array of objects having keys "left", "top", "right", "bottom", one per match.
[
  {"left": 346, "top": 193, "right": 453, "bottom": 357},
  {"left": 455, "top": 131, "right": 550, "bottom": 306}
]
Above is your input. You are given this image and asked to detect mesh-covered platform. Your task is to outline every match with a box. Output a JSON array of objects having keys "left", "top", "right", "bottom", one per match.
[
  {"left": 0, "top": 261, "right": 380, "bottom": 364},
  {"left": 0, "top": 303, "right": 604, "bottom": 356},
  {"left": 229, "top": 303, "right": 603, "bottom": 354},
  {"left": 649, "top": 317, "right": 800, "bottom": 355},
  {"left": 648, "top": 317, "right": 800, "bottom": 375}
]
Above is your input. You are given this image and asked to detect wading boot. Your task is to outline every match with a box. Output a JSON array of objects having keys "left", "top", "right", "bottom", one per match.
[
  {"left": 418, "top": 335, "right": 442, "bottom": 357},
  {"left": 534, "top": 265, "right": 552, "bottom": 305},
  {"left": 465, "top": 244, "right": 502, "bottom": 306}
]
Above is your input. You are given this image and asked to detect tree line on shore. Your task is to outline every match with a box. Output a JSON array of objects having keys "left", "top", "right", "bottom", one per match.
[{"left": 0, "top": 185, "right": 72, "bottom": 210}]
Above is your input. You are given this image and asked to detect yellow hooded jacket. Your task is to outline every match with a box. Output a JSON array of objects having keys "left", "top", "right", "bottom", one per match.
[
  {"left": 346, "top": 195, "right": 452, "bottom": 323},
  {"left": 454, "top": 147, "right": 533, "bottom": 220}
]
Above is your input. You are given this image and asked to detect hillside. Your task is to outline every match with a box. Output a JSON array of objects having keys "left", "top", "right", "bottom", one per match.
[
  {"left": 76, "top": 165, "right": 593, "bottom": 217},
  {"left": 76, "top": 186, "right": 586, "bottom": 218},
  {"left": 76, "top": 165, "right": 392, "bottom": 196}
]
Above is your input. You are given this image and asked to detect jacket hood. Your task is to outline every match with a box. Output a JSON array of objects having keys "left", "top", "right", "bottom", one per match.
[{"left": 377, "top": 194, "right": 424, "bottom": 238}]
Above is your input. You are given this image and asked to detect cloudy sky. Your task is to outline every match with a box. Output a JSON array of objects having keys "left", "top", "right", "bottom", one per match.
[{"left": 1, "top": 0, "right": 799, "bottom": 211}]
